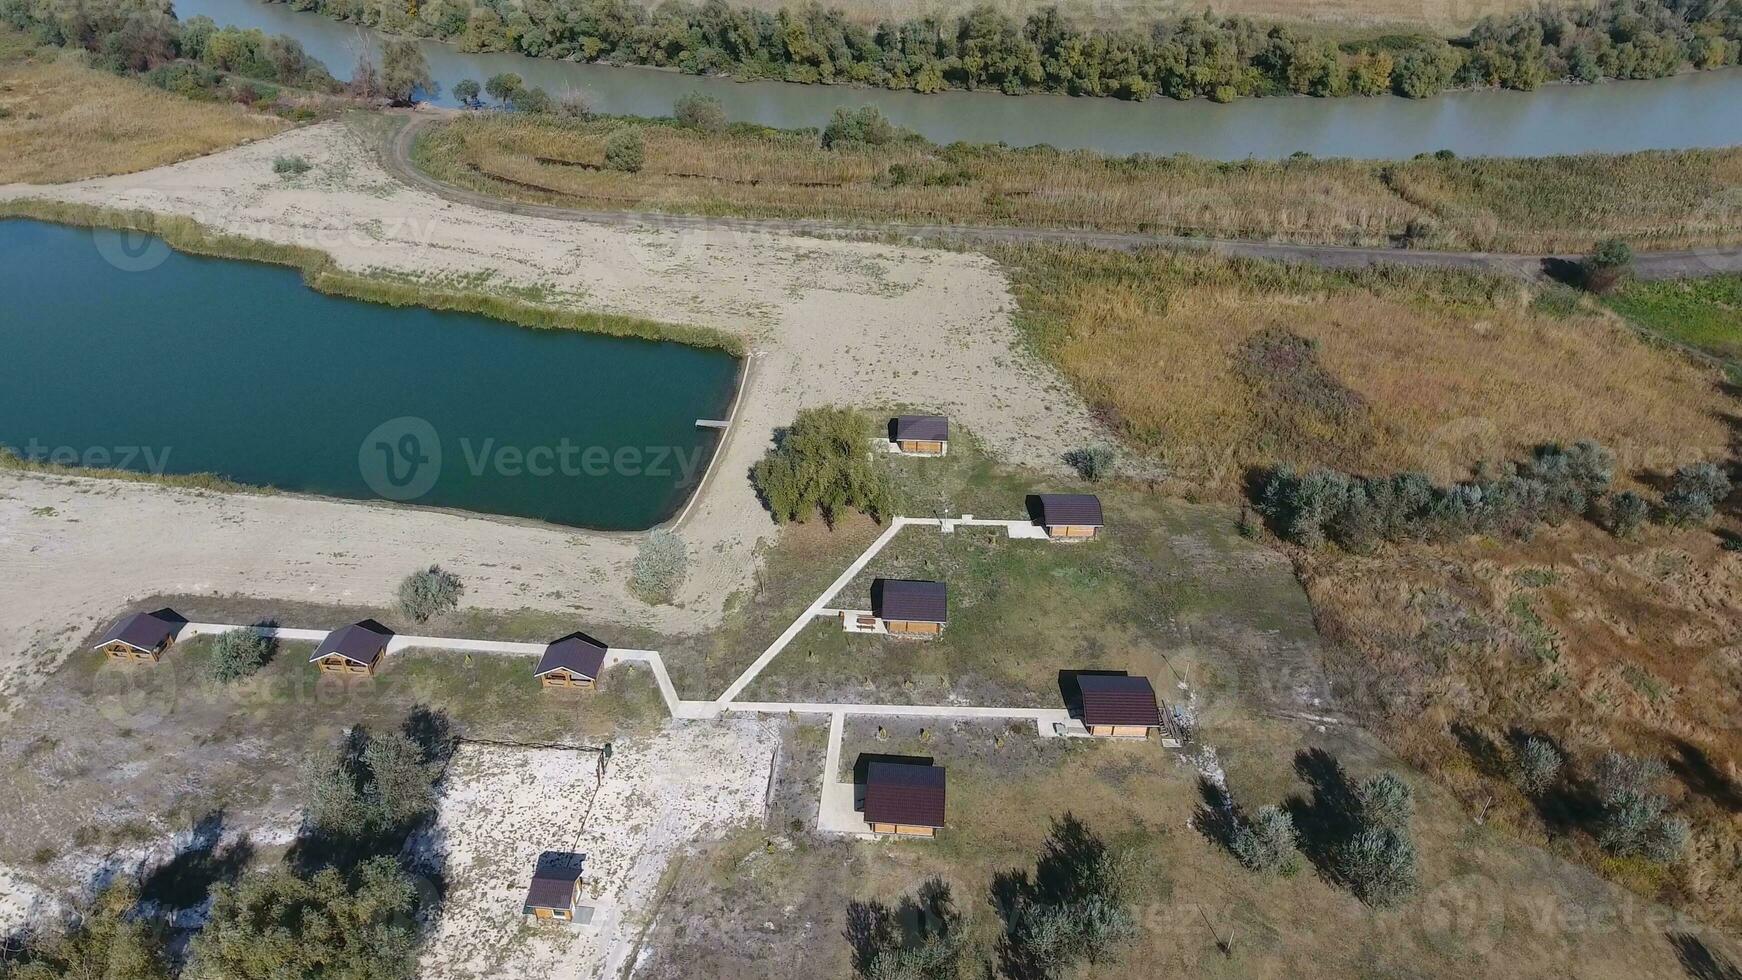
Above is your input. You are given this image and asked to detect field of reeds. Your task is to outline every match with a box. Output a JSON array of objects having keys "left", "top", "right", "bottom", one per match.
[
  {"left": 414, "top": 113, "right": 1742, "bottom": 253},
  {"left": 997, "top": 244, "right": 1733, "bottom": 488},
  {"left": 0, "top": 28, "right": 285, "bottom": 185}
]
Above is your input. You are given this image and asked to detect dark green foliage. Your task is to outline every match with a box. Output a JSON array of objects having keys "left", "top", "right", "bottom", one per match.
[
  {"left": 509, "top": 84, "right": 553, "bottom": 114},
  {"left": 1230, "top": 804, "right": 1300, "bottom": 875},
  {"left": 271, "top": 154, "right": 311, "bottom": 175},
  {"left": 304, "top": 726, "right": 444, "bottom": 859},
  {"left": 847, "top": 878, "right": 972, "bottom": 980},
  {"left": 189, "top": 857, "right": 419, "bottom": 980},
  {"left": 1259, "top": 440, "right": 1620, "bottom": 551},
  {"left": 822, "top": 105, "right": 904, "bottom": 148},
  {"left": 452, "top": 77, "right": 481, "bottom": 105},
  {"left": 604, "top": 127, "right": 645, "bottom": 172},
  {"left": 1581, "top": 237, "right": 1634, "bottom": 293},
  {"left": 264, "top": 0, "right": 1742, "bottom": 103},
  {"left": 1, "top": 882, "right": 169, "bottom": 980},
  {"left": 484, "top": 70, "right": 523, "bottom": 105},
  {"left": 673, "top": 91, "right": 727, "bottom": 131},
  {"left": 752, "top": 406, "right": 896, "bottom": 524},
  {"left": 1661, "top": 461, "right": 1731, "bottom": 526},
  {"left": 380, "top": 37, "right": 435, "bottom": 104},
  {"left": 1063, "top": 445, "right": 1116, "bottom": 482},
  {"left": 1607, "top": 490, "right": 1650, "bottom": 537},
  {"left": 397, "top": 564, "right": 463, "bottom": 622},
  {"left": 206, "top": 628, "right": 270, "bottom": 682},
  {"left": 1335, "top": 825, "right": 1418, "bottom": 906},
  {"left": 995, "top": 814, "right": 1137, "bottom": 978}
]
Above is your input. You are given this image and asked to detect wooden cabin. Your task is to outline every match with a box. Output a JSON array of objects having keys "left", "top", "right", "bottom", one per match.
[
  {"left": 1031, "top": 493, "right": 1105, "bottom": 540},
  {"left": 863, "top": 761, "right": 947, "bottom": 837},
  {"left": 92, "top": 610, "right": 181, "bottom": 663},
  {"left": 891, "top": 415, "right": 949, "bottom": 456},
  {"left": 534, "top": 633, "right": 608, "bottom": 690},
  {"left": 309, "top": 620, "right": 392, "bottom": 676},
  {"left": 872, "top": 579, "right": 948, "bottom": 637},
  {"left": 522, "top": 853, "right": 585, "bottom": 921},
  {"left": 1077, "top": 673, "right": 1164, "bottom": 737}
]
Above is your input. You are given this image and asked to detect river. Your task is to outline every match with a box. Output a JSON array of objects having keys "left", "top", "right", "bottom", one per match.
[
  {"left": 178, "top": 0, "right": 1742, "bottom": 159},
  {"left": 0, "top": 219, "right": 739, "bottom": 530}
]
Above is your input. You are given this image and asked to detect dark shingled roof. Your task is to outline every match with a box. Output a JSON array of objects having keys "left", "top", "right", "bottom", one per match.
[
  {"left": 892, "top": 415, "right": 949, "bottom": 442},
  {"left": 863, "top": 762, "right": 947, "bottom": 827},
  {"left": 1032, "top": 493, "right": 1105, "bottom": 527},
  {"left": 309, "top": 620, "right": 393, "bottom": 666},
  {"left": 93, "top": 610, "right": 180, "bottom": 652},
  {"left": 873, "top": 579, "right": 948, "bottom": 623},
  {"left": 535, "top": 632, "right": 608, "bottom": 679},
  {"left": 1077, "top": 674, "right": 1163, "bottom": 728},
  {"left": 524, "top": 852, "right": 584, "bottom": 910}
]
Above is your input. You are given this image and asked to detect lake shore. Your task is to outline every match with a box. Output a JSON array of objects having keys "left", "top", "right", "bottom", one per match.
[{"left": 0, "top": 113, "right": 1101, "bottom": 703}]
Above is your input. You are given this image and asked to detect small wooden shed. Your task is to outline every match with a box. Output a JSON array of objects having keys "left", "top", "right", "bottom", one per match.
[
  {"left": 535, "top": 632, "right": 608, "bottom": 690},
  {"left": 1031, "top": 493, "right": 1105, "bottom": 540},
  {"left": 872, "top": 579, "right": 948, "bottom": 636},
  {"left": 891, "top": 415, "right": 949, "bottom": 456},
  {"left": 863, "top": 761, "right": 947, "bottom": 837},
  {"left": 522, "top": 852, "right": 585, "bottom": 921},
  {"left": 309, "top": 620, "right": 392, "bottom": 676},
  {"left": 92, "top": 610, "right": 181, "bottom": 663},
  {"left": 1077, "top": 674, "right": 1164, "bottom": 737}
]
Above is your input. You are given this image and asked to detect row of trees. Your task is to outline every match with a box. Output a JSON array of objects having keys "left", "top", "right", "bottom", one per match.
[
  {"left": 274, "top": 0, "right": 1741, "bottom": 101},
  {"left": 1259, "top": 441, "right": 1734, "bottom": 552}
]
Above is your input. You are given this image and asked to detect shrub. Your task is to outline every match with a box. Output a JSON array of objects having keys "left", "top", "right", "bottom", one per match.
[
  {"left": 380, "top": 38, "right": 434, "bottom": 105},
  {"left": 509, "top": 85, "right": 552, "bottom": 114},
  {"left": 822, "top": 106, "right": 902, "bottom": 149},
  {"left": 1064, "top": 445, "right": 1117, "bottom": 482},
  {"left": 1356, "top": 772, "right": 1415, "bottom": 830},
  {"left": 629, "top": 530, "right": 687, "bottom": 604},
  {"left": 192, "top": 857, "right": 417, "bottom": 980},
  {"left": 207, "top": 629, "right": 270, "bottom": 682},
  {"left": 1589, "top": 751, "right": 1687, "bottom": 863},
  {"left": 272, "top": 155, "right": 311, "bottom": 176},
  {"left": 673, "top": 92, "right": 726, "bottom": 132},
  {"left": 396, "top": 564, "right": 462, "bottom": 622},
  {"left": 1000, "top": 815, "right": 1137, "bottom": 977},
  {"left": 604, "top": 128, "right": 645, "bottom": 172},
  {"left": 484, "top": 71, "right": 522, "bottom": 106},
  {"left": 1661, "top": 461, "right": 1731, "bottom": 526},
  {"left": 1230, "top": 805, "right": 1300, "bottom": 875},
  {"left": 1580, "top": 237, "right": 1633, "bottom": 293},
  {"left": 1335, "top": 825, "right": 1418, "bottom": 907},
  {"left": 1512, "top": 737, "right": 1563, "bottom": 795},
  {"left": 555, "top": 92, "right": 592, "bottom": 119},
  {"left": 1607, "top": 490, "right": 1650, "bottom": 537},
  {"left": 753, "top": 406, "right": 896, "bottom": 524},
  {"left": 451, "top": 77, "right": 480, "bottom": 106}
]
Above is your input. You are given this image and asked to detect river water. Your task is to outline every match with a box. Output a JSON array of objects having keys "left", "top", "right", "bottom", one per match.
[
  {"left": 0, "top": 220, "right": 739, "bottom": 530},
  {"left": 179, "top": 0, "right": 1742, "bottom": 159}
]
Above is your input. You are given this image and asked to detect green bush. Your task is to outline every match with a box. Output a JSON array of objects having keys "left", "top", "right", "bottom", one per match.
[
  {"left": 629, "top": 530, "right": 687, "bottom": 604},
  {"left": 206, "top": 628, "right": 270, "bottom": 682},
  {"left": 484, "top": 71, "right": 523, "bottom": 106},
  {"left": 191, "top": 857, "right": 417, "bottom": 980},
  {"left": 752, "top": 406, "right": 896, "bottom": 525},
  {"left": 396, "top": 564, "right": 463, "bottom": 622},
  {"left": 1335, "top": 825, "right": 1418, "bottom": 907},
  {"left": 1589, "top": 751, "right": 1687, "bottom": 863},
  {"left": 272, "top": 155, "right": 311, "bottom": 176},
  {"left": 1607, "top": 490, "right": 1650, "bottom": 537},
  {"left": 1064, "top": 445, "right": 1117, "bottom": 482},
  {"left": 509, "top": 85, "right": 552, "bottom": 115},
  {"left": 1230, "top": 805, "right": 1300, "bottom": 875},
  {"left": 604, "top": 128, "right": 645, "bottom": 172},
  {"left": 673, "top": 92, "right": 726, "bottom": 132},
  {"left": 1580, "top": 237, "right": 1634, "bottom": 294},
  {"left": 822, "top": 106, "right": 902, "bottom": 149},
  {"left": 1512, "top": 736, "right": 1563, "bottom": 796},
  {"left": 451, "top": 77, "right": 480, "bottom": 106},
  {"left": 1661, "top": 461, "right": 1731, "bottom": 526}
]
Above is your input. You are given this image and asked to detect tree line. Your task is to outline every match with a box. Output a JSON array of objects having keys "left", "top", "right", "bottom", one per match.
[{"left": 274, "top": 0, "right": 1741, "bottom": 101}]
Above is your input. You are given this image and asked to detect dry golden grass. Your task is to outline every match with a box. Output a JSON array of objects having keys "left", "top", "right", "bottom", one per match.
[
  {"left": 0, "top": 33, "right": 284, "bottom": 185},
  {"left": 416, "top": 114, "right": 1424, "bottom": 244},
  {"left": 1301, "top": 519, "right": 1742, "bottom": 930},
  {"left": 1003, "top": 245, "right": 1735, "bottom": 487},
  {"left": 1388, "top": 149, "right": 1742, "bottom": 253},
  {"left": 417, "top": 114, "right": 1742, "bottom": 252}
]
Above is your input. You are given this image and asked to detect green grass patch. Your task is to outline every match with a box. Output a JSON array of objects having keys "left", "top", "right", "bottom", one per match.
[{"left": 1605, "top": 274, "right": 1742, "bottom": 362}]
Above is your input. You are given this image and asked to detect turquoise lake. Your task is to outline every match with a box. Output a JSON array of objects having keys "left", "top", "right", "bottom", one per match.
[{"left": 0, "top": 219, "right": 739, "bottom": 530}]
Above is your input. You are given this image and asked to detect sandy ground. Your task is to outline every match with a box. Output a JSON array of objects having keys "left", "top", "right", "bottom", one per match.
[
  {"left": 0, "top": 117, "right": 1099, "bottom": 702},
  {"left": 414, "top": 721, "right": 778, "bottom": 980}
]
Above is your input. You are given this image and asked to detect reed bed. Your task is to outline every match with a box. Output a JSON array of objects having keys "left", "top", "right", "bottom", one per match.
[
  {"left": 0, "top": 31, "right": 285, "bottom": 185},
  {"left": 416, "top": 113, "right": 1742, "bottom": 253}
]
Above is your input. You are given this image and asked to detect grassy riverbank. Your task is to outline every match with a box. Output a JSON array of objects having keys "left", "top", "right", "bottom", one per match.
[
  {"left": 0, "top": 199, "right": 745, "bottom": 354},
  {"left": 415, "top": 113, "right": 1742, "bottom": 253},
  {"left": 0, "top": 27, "right": 287, "bottom": 183},
  {"left": 1606, "top": 274, "right": 1742, "bottom": 361}
]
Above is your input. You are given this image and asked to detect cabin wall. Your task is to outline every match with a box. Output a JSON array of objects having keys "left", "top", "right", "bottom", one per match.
[
  {"left": 898, "top": 439, "right": 946, "bottom": 455},
  {"left": 541, "top": 672, "right": 595, "bottom": 689},
  {"left": 886, "top": 619, "right": 942, "bottom": 636},
  {"left": 870, "top": 822, "right": 937, "bottom": 837},
  {"left": 1047, "top": 525, "right": 1098, "bottom": 539},
  {"left": 1089, "top": 724, "right": 1152, "bottom": 737},
  {"left": 104, "top": 641, "right": 163, "bottom": 662},
  {"left": 319, "top": 655, "right": 373, "bottom": 675}
]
